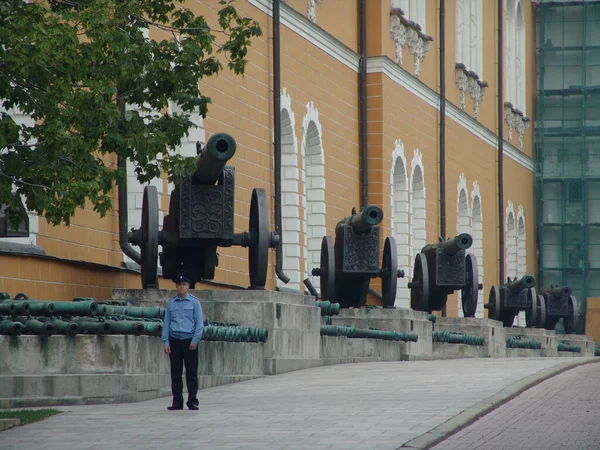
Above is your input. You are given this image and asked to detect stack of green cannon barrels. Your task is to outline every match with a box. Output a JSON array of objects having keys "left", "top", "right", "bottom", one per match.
[
  {"left": 320, "top": 325, "right": 418, "bottom": 342},
  {"left": 0, "top": 294, "right": 164, "bottom": 336},
  {"left": 505, "top": 336, "right": 542, "bottom": 350},
  {"left": 0, "top": 293, "right": 269, "bottom": 343},
  {"left": 317, "top": 300, "right": 340, "bottom": 325}
]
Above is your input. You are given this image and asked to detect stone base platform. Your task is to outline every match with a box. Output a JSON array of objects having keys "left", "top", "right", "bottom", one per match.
[
  {"left": 505, "top": 327, "right": 558, "bottom": 357},
  {"left": 433, "top": 317, "right": 506, "bottom": 357}
]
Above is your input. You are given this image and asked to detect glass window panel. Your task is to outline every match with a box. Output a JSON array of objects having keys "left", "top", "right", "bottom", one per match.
[
  {"left": 542, "top": 227, "right": 562, "bottom": 268},
  {"left": 565, "top": 227, "right": 584, "bottom": 269},
  {"left": 564, "top": 66, "right": 584, "bottom": 89},
  {"left": 563, "top": 139, "right": 583, "bottom": 178},
  {"left": 540, "top": 270, "right": 563, "bottom": 289},
  {"left": 541, "top": 140, "right": 562, "bottom": 178},
  {"left": 543, "top": 182, "right": 563, "bottom": 223},
  {"left": 587, "top": 270, "right": 600, "bottom": 297},
  {"left": 585, "top": 139, "right": 600, "bottom": 178},
  {"left": 566, "top": 181, "right": 584, "bottom": 224},
  {"left": 587, "top": 226, "right": 600, "bottom": 268}
]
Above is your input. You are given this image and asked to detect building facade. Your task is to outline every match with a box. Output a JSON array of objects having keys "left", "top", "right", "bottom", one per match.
[{"left": 0, "top": 0, "right": 538, "bottom": 321}]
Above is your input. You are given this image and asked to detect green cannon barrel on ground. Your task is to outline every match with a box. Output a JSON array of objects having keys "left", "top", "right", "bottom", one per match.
[
  {"left": 432, "top": 331, "right": 484, "bottom": 346},
  {"left": 0, "top": 319, "right": 25, "bottom": 335},
  {"left": 558, "top": 342, "right": 580, "bottom": 353},
  {"left": 320, "top": 325, "right": 418, "bottom": 342},
  {"left": 22, "top": 319, "right": 56, "bottom": 336},
  {"left": 422, "top": 233, "right": 473, "bottom": 255},
  {"left": 51, "top": 319, "right": 80, "bottom": 336},
  {"left": 504, "top": 274, "right": 536, "bottom": 293},
  {"left": 202, "top": 325, "right": 268, "bottom": 343},
  {"left": 103, "top": 320, "right": 145, "bottom": 336},
  {"left": 506, "top": 336, "right": 542, "bottom": 349},
  {"left": 194, "top": 133, "right": 237, "bottom": 185},
  {"left": 101, "top": 305, "right": 164, "bottom": 319},
  {"left": 71, "top": 320, "right": 112, "bottom": 335},
  {"left": 315, "top": 301, "right": 341, "bottom": 316},
  {"left": 0, "top": 301, "right": 30, "bottom": 316}
]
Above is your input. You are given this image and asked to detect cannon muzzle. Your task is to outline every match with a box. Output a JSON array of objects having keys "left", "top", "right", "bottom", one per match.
[
  {"left": 194, "top": 133, "right": 237, "bottom": 185},
  {"left": 442, "top": 233, "right": 473, "bottom": 254},
  {"left": 546, "top": 286, "right": 572, "bottom": 298},
  {"left": 349, "top": 205, "right": 384, "bottom": 234},
  {"left": 504, "top": 274, "right": 536, "bottom": 293}
]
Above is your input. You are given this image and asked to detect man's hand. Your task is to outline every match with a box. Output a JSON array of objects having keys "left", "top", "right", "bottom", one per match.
[
  {"left": 189, "top": 343, "right": 197, "bottom": 350},
  {"left": 164, "top": 346, "right": 171, "bottom": 355}
]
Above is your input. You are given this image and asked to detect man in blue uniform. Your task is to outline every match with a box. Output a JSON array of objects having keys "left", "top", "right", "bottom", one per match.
[{"left": 161, "top": 271, "right": 204, "bottom": 411}]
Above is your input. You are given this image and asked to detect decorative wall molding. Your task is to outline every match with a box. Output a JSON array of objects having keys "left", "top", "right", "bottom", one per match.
[
  {"left": 390, "top": 8, "right": 433, "bottom": 77},
  {"left": 455, "top": 63, "right": 488, "bottom": 120},
  {"left": 504, "top": 102, "right": 530, "bottom": 150},
  {"left": 367, "top": 57, "right": 534, "bottom": 172},
  {"left": 246, "top": 1, "right": 534, "bottom": 173}
]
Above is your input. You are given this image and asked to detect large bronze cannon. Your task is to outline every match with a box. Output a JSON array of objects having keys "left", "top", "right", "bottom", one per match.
[
  {"left": 485, "top": 275, "right": 544, "bottom": 327},
  {"left": 128, "top": 133, "right": 279, "bottom": 289},
  {"left": 409, "top": 234, "right": 481, "bottom": 316},
  {"left": 309, "top": 205, "right": 404, "bottom": 308},
  {"left": 539, "top": 285, "right": 578, "bottom": 334}
]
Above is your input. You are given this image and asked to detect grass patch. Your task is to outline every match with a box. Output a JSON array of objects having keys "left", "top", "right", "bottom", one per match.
[{"left": 0, "top": 409, "right": 61, "bottom": 425}]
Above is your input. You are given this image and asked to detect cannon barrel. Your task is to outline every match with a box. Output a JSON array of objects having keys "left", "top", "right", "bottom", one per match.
[
  {"left": 343, "top": 205, "right": 384, "bottom": 234},
  {"left": 0, "top": 301, "right": 30, "bottom": 316},
  {"left": 0, "top": 319, "right": 24, "bottom": 335},
  {"left": 546, "top": 286, "right": 572, "bottom": 298},
  {"left": 52, "top": 319, "right": 80, "bottom": 336},
  {"left": 193, "top": 133, "right": 237, "bottom": 185},
  {"left": 504, "top": 274, "right": 536, "bottom": 293},
  {"left": 423, "top": 233, "right": 473, "bottom": 255},
  {"left": 23, "top": 319, "right": 56, "bottom": 336},
  {"left": 52, "top": 300, "right": 99, "bottom": 317}
]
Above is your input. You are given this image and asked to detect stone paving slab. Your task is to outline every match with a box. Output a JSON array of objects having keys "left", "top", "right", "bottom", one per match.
[{"left": 0, "top": 358, "right": 598, "bottom": 450}]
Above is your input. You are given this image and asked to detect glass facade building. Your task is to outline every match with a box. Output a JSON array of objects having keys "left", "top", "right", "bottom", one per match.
[{"left": 536, "top": 0, "right": 600, "bottom": 333}]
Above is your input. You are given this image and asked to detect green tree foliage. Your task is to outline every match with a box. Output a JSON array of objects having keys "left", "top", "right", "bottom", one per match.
[{"left": 0, "top": 0, "right": 261, "bottom": 226}]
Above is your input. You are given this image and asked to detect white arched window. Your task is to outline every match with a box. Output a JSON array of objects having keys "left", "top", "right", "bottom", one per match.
[
  {"left": 279, "top": 89, "right": 301, "bottom": 291},
  {"left": 302, "top": 102, "right": 326, "bottom": 293},
  {"left": 505, "top": 0, "right": 526, "bottom": 113},
  {"left": 471, "top": 183, "right": 484, "bottom": 318},
  {"left": 391, "top": 140, "right": 411, "bottom": 308},
  {"left": 392, "top": 0, "right": 427, "bottom": 32},
  {"left": 410, "top": 150, "right": 426, "bottom": 260},
  {"left": 506, "top": 202, "right": 518, "bottom": 282},
  {"left": 457, "top": 174, "right": 470, "bottom": 317},
  {"left": 456, "top": 0, "right": 483, "bottom": 76}
]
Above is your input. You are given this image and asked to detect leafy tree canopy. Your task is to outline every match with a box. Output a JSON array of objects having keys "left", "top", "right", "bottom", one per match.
[{"left": 0, "top": 0, "right": 262, "bottom": 226}]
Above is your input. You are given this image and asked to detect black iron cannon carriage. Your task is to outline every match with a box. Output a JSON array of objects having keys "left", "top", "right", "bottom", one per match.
[
  {"left": 309, "top": 205, "right": 404, "bottom": 308},
  {"left": 485, "top": 275, "right": 544, "bottom": 327},
  {"left": 539, "top": 285, "right": 578, "bottom": 334},
  {"left": 408, "top": 234, "right": 482, "bottom": 316},
  {"left": 128, "top": 133, "right": 279, "bottom": 289}
]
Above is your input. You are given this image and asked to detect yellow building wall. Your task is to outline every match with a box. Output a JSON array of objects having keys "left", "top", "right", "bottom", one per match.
[
  {"left": 0, "top": 0, "right": 539, "bottom": 312},
  {"left": 585, "top": 297, "right": 600, "bottom": 343}
]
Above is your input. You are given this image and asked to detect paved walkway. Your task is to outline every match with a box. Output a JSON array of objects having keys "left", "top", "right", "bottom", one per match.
[
  {"left": 1, "top": 358, "right": 598, "bottom": 450},
  {"left": 430, "top": 361, "right": 600, "bottom": 450}
]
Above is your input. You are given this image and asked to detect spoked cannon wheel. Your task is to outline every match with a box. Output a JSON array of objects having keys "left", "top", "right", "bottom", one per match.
[
  {"left": 535, "top": 294, "right": 547, "bottom": 329},
  {"left": 409, "top": 253, "right": 430, "bottom": 312},
  {"left": 525, "top": 287, "right": 539, "bottom": 328},
  {"left": 564, "top": 295, "right": 578, "bottom": 334},
  {"left": 248, "top": 188, "right": 269, "bottom": 289},
  {"left": 140, "top": 186, "right": 159, "bottom": 289},
  {"left": 461, "top": 253, "right": 479, "bottom": 318},
  {"left": 312, "top": 236, "right": 336, "bottom": 302},
  {"left": 485, "top": 285, "right": 502, "bottom": 322},
  {"left": 381, "top": 237, "right": 401, "bottom": 308}
]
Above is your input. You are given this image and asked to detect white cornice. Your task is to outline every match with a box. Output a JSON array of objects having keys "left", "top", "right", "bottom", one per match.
[
  {"left": 246, "top": 1, "right": 534, "bottom": 173},
  {"left": 247, "top": 0, "right": 359, "bottom": 71}
]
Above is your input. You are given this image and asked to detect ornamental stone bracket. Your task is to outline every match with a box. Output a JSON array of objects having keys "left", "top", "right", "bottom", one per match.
[
  {"left": 307, "top": 0, "right": 323, "bottom": 23},
  {"left": 390, "top": 8, "right": 433, "bottom": 78},
  {"left": 455, "top": 63, "right": 488, "bottom": 120},
  {"left": 504, "top": 102, "right": 530, "bottom": 150}
]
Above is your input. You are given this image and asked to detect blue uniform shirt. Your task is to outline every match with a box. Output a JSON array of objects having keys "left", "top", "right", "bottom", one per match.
[{"left": 161, "top": 293, "right": 204, "bottom": 347}]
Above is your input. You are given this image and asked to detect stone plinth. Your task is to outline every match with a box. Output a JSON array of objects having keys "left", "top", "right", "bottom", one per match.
[
  {"left": 326, "top": 307, "right": 433, "bottom": 359},
  {"left": 555, "top": 333, "right": 596, "bottom": 357},
  {"left": 0, "top": 335, "right": 265, "bottom": 408},
  {"left": 505, "top": 327, "right": 558, "bottom": 357},
  {"left": 113, "top": 289, "right": 322, "bottom": 375},
  {"left": 434, "top": 317, "right": 506, "bottom": 358}
]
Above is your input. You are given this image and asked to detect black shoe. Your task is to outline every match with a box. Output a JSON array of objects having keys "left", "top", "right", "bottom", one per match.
[
  {"left": 188, "top": 404, "right": 199, "bottom": 410},
  {"left": 167, "top": 405, "right": 183, "bottom": 411},
  {"left": 187, "top": 400, "right": 199, "bottom": 410}
]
